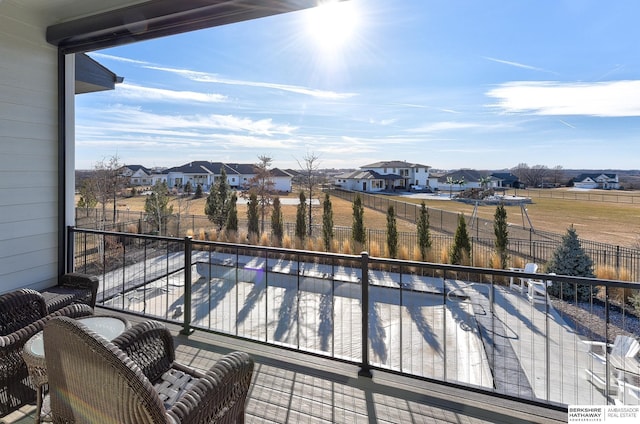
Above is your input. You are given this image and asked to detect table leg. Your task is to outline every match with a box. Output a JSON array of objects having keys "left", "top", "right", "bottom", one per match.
[{"left": 35, "top": 384, "right": 43, "bottom": 424}]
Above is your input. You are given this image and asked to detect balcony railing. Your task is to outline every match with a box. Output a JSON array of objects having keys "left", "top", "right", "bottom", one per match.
[{"left": 68, "top": 226, "right": 640, "bottom": 409}]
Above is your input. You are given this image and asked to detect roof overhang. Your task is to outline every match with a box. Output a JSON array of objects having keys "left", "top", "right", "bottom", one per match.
[
  {"left": 47, "top": 0, "right": 329, "bottom": 54},
  {"left": 75, "top": 52, "right": 124, "bottom": 94}
]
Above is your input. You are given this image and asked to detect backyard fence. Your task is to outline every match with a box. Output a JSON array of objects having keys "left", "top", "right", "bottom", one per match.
[{"left": 75, "top": 190, "right": 640, "bottom": 281}]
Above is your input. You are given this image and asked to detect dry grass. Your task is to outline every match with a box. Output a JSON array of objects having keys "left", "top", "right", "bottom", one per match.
[
  {"left": 392, "top": 188, "right": 640, "bottom": 248},
  {"left": 86, "top": 186, "right": 640, "bottom": 248},
  {"left": 100, "top": 192, "right": 417, "bottom": 233}
]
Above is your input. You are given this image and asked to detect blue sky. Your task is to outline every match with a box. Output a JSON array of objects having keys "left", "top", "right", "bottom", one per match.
[{"left": 76, "top": 0, "right": 640, "bottom": 171}]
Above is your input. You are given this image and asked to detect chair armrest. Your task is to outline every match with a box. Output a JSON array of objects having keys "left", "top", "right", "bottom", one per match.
[
  {"left": 582, "top": 340, "right": 612, "bottom": 348},
  {"left": 0, "top": 303, "right": 92, "bottom": 361},
  {"left": 112, "top": 320, "right": 175, "bottom": 383},
  {"left": 167, "top": 351, "right": 254, "bottom": 424},
  {"left": 59, "top": 273, "right": 99, "bottom": 308},
  {"left": 582, "top": 340, "right": 613, "bottom": 357}
]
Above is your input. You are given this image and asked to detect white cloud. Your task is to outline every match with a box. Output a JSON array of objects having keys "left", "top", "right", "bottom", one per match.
[
  {"left": 486, "top": 80, "right": 640, "bottom": 117},
  {"left": 79, "top": 106, "right": 297, "bottom": 137},
  {"left": 89, "top": 53, "right": 151, "bottom": 66},
  {"left": 483, "top": 57, "right": 558, "bottom": 75},
  {"left": 406, "top": 121, "right": 510, "bottom": 133},
  {"left": 117, "top": 83, "right": 227, "bottom": 103},
  {"left": 146, "top": 66, "right": 357, "bottom": 100}
]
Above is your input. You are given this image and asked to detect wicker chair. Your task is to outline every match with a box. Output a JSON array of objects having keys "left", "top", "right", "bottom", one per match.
[
  {"left": 40, "top": 272, "right": 99, "bottom": 312},
  {"left": 44, "top": 317, "right": 254, "bottom": 424},
  {"left": 0, "top": 289, "right": 93, "bottom": 416}
]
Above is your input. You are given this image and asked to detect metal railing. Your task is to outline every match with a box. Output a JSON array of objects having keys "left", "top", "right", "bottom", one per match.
[{"left": 68, "top": 226, "right": 640, "bottom": 409}]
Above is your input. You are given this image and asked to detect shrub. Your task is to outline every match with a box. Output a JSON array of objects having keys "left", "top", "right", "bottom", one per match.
[
  {"left": 449, "top": 214, "right": 471, "bottom": 265},
  {"left": 596, "top": 265, "right": 633, "bottom": 304},
  {"left": 493, "top": 203, "right": 509, "bottom": 269},
  {"left": 629, "top": 290, "right": 640, "bottom": 317}
]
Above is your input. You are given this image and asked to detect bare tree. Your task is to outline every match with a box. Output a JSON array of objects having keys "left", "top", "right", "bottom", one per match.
[
  {"left": 511, "top": 163, "right": 549, "bottom": 188},
  {"left": 246, "top": 155, "right": 275, "bottom": 234},
  {"left": 551, "top": 165, "right": 564, "bottom": 187},
  {"left": 296, "top": 152, "right": 322, "bottom": 236},
  {"left": 91, "top": 155, "right": 123, "bottom": 228}
]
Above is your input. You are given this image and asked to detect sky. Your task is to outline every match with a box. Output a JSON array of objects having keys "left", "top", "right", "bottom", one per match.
[{"left": 76, "top": 0, "right": 640, "bottom": 171}]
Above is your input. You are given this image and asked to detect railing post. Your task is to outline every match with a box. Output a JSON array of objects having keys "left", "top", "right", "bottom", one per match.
[
  {"left": 359, "top": 251, "right": 372, "bottom": 377},
  {"left": 604, "top": 285, "right": 610, "bottom": 402},
  {"left": 180, "top": 236, "right": 194, "bottom": 335},
  {"left": 66, "top": 225, "right": 75, "bottom": 273}
]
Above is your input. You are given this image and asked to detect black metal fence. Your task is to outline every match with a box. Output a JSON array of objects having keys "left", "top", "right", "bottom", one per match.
[
  {"left": 68, "top": 226, "right": 640, "bottom": 408},
  {"left": 75, "top": 191, "right": 640, "bottom": 281}
]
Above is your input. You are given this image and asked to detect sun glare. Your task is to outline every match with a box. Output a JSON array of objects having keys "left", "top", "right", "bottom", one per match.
[{"left": 305, "top": 1, "right": 359, "bottom": 51}]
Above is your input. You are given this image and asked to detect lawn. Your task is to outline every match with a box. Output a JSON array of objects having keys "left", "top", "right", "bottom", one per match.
[
  {"left": 96, "top": 187, "right": 640, "bottom": 248},
  {"left": 391, "top": 188, "right": 640, "bottom": 248}
]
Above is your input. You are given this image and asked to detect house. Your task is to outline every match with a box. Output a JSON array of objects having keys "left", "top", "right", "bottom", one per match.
[
  {"left": 491, "top": 172, "right": 524, "bottom": 189},
  {"left": 430, "top": 169, "right": 499, "bottom": 192},
  {"left": 163, "top": 161, "right": 292, "bottom": 193},
  {"left": 335, "top": 160, "right": 431, "bottom": 192},
  {"left": 120, "top": 165, "right": 153, "bottom": 186},
  {"left": 573, "top": 173, "right": 620, "bottom": 190}
]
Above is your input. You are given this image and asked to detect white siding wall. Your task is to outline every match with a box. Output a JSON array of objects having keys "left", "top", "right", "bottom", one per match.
[
  {"left": 0, "top": 4, "right": 60, "bottom": 292},
  {"left": 272, "top": 176, "right": 291, "bottom": 192}
]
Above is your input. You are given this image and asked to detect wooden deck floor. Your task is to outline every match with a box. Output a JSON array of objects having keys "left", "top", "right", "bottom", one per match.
[{"left": 3, "top": 310, "right": 567, "bottom": 424}]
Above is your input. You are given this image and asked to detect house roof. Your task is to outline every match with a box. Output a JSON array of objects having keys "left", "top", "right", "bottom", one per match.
[
  {"left": 574, "top": 173, "right": 618, "bottom": 182},
  {"left": 75, "top": 53, "right": 123, "bottom": 94},
  {"left": 270, "top": 168, "right": 293, "bottom": 177},
  {"left": 491, "top": 172, "right": 518, "bottom": 184},
  {"left": 438, "top": 169, "right": 493, "bottom": 183},
  {"left": 225, "top": 163, "right": 256, "bottom": 175},
  {"left": 361, "top": 160, "right": 429, "bottom": 169},
  {"left": 163, "top": 161, "right": 295, "bottom": 178},
  {"left": 338, "top": 170, "right": 403, "bottom": 180},
  {"left": 123, "top": 164, "right": 151, "bottom": 174}
]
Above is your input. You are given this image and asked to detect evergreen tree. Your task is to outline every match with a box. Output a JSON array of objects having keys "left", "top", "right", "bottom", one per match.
[
  {"left": 194, "top": 184, "right": 203, "bottom": 199},
  {"left": 204, "top": 167, "right": 232, "bottom": 231},
  {"left": 386, "top": 205, "right": 398, "bottom": 258},
  {"left": 494, "top": 203, "right": 509, "bottom": 268},
  {"left": 225, "top": 192, "right": 238, "bottom": 234},
  {"left": 322, "top": 193, "right": 334, "bottom": 251},
  {"left": 416, "top": 201, "right": 431, "bottom": 261},
  {"left": 247, "top": 192, "right": 260, "bottom": 239},
  {"left": 271, "top": 196, "right": 284, "bottom": 245},
  {"left": 546, "top": 226, "right": 595, "bottom": 301},
  {"left": 450, "top": 214, "right": 471, "bottom": 265},
  {"left": 184, "top": 181, "right": 192, "bottom": 196},
  {"left": 352, "top": 194, "right": 366, "bottom": 247},
  {"left": 295, "top": 191, "right": 307, "bottom": 241},
  {"left": 144, "top": 181, "right": 173, "bottom": 235}
]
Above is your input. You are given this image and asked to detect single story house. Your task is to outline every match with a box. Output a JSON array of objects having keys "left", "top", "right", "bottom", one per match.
[
  {"left": 491, "top": 172, "right": 524, "bottom": 189},
  {"left": 161, "top": 161, "right": 292, "bottom": 193},
  {"left": 573, "top": 173, "right": 620, "bottom": 190},
  {"left": 430, "top": 169, "right": 499, "bottom": 192}
]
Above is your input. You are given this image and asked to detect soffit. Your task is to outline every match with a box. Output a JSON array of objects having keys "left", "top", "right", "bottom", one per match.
[{"left": 19, "top": 0, "right": 324, "bottom": 54}]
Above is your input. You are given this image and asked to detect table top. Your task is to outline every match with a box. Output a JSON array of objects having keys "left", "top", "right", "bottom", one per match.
[{"left": 26, "top": 315, "right": 128, "bottom": 358}]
